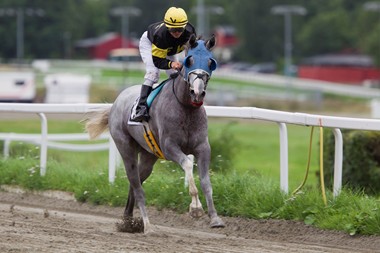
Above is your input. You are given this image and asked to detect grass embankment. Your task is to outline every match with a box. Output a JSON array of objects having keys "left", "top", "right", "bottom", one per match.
[{"left": 0, "top": 119, "right": 379, "bottom": 235}]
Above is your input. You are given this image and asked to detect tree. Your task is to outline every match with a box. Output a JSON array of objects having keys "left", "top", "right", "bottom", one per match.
[{"left": 0, "top": 0, "right": 379, "bottom": 67}]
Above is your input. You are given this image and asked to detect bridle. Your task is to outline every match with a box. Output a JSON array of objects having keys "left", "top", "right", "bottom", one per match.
[
  {"left": 188, "top": 71, "right": 210, "bottom": 87},
  {"left": 171, "top": 37, "right": 216, "bottom": 108},
  {"left": 172, "top": 68, "right": 210, "bottom": 108}
]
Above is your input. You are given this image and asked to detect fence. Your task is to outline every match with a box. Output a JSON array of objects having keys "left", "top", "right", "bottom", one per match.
[
  {"left": 1, "top": 103, "right": 380, "bottom": 196},
  {"left": 0, "top": 132, "right": 110, "bottom": 158}
]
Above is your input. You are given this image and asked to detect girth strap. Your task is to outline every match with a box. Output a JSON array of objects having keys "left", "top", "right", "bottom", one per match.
[{"left": 142, "top": 122, "right": 165, "bottom": 159}]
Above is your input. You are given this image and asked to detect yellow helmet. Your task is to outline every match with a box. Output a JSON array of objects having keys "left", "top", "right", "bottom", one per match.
[{"left": 164, "top": 7, "right": 188, "bottom": 28}]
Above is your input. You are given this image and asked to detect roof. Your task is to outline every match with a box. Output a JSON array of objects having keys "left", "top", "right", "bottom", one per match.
[
  {"left": 301, "top": 54, "right": 374, "bottom": 67},
  {"left": 75, "top": 32, "right": 119, "bottom": 48}
]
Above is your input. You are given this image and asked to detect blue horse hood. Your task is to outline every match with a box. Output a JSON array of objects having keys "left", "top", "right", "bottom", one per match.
[{"left": 183, "top": 40, "right": 217, "bottom": 80}]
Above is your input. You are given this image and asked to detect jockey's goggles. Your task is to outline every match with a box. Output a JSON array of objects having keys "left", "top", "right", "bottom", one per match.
[{"left": 169, "top": 27, "right": 185, "bottom": 33}]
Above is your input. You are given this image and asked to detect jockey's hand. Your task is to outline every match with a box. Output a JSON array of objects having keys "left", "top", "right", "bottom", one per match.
[{"left": 170, "top": 61, "right": 182, "bottom": 70}]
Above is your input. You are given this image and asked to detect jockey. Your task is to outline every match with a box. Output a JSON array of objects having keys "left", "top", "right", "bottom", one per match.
[{"left": 130, "top": 7, "right": 196, "bottom": 122}]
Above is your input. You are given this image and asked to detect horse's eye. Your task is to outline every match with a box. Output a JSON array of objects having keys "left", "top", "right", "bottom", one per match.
[{"left": 186, "top": 56, "right": 194, "bottom": 67}]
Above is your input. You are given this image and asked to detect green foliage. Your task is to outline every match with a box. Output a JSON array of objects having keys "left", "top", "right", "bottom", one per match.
[
  {"left": 143, "top": 167, "right": 190, "bottom": 212},
  {"left": 316, "top": 189, "right": 380, "bottom": 235},
  {"left": 208, "top": 122, "right": 238, "bottom": 172},
  {"left": 212, "top": 171, "right": 285, "bottom": 218},
  {"left": 0, "top": 1, "right": 379, "bottom": 65},
  {"left": 298, "top": 9, "right": 354, "bottom": 55},
  {"left": 323, "top": 130, "right": 380, "bottom": 194},
  {"left": 74, "top": 170, "right": 130, "bottom": 207},
  {"left": 0, "top": 155, "right": 43, "bottom": 190}
]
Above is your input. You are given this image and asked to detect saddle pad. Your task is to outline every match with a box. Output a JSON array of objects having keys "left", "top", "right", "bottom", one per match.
[{"left": 147, "top": 78, "right": 170, "bottom": 107}]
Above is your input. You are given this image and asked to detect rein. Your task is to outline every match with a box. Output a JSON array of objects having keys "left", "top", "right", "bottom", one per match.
[
  {"left": 172, "top": 70, "right": 193, "bottom": 108},
  {"left": 172, "top": 69, "right": 210, "bottom": 108}
]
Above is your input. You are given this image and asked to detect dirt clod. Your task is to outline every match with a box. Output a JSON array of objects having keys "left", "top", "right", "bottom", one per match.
[{"left": 116, "top": 216, "right": 144, "bottom": 233}]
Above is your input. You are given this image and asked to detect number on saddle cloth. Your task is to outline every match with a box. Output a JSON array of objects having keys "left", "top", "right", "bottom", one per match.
[{"left": 146, "top": 78, "right": 171, "bottom": 108}]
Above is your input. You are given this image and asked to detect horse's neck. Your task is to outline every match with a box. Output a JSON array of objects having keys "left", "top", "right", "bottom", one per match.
[{"left": 172, "top": 74, "right": 191, "bottom": 107}]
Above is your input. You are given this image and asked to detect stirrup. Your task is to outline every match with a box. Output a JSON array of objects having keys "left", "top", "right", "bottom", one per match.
[
  {"left": 130, "top": 114, "right": 149, "bottom": 122},
  {"left": 131, "top": 109, "right": 149, "bottom": 122}
]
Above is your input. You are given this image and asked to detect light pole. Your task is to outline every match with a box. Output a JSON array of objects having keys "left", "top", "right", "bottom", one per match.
[
  {"left": 194, "top": 0, "right": 224, "bottom": 36},
  {"left": 196, "top": 0, "right": 206, "bottom": 35},
  {"left": 364, "top": 1, "right": 380, "bottom": 12},
  {"left": 363, "top": 2, "right": 380, "bottom": 67},
  {"left": 111, "top": 7, "right": 141, "bottom": 48},
  {"left": 0, "top": 8, "right": 44, "bottom": 62},
  {"left": 271, "top": 5, "right": 306, "bottom": 77},
  {"left": 204, "top": 6, "right": 224, "bottom": 36}
]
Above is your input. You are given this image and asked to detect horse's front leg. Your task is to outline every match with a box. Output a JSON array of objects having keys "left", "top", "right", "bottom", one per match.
[
  {"left": 195, "top": 143, "right": 225, "bottom": 228},
  {"left": 164, "top": 144, "right": 204, "bottom": 218},
  {"left": 185, "top": 155, "right": 204, "bottom": 218}
]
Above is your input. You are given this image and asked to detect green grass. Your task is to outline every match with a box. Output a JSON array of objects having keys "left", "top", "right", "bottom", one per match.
[
  {"left": 0, "top": 118, "right": 321, "bottom": 189},
  {"left": 209, "top": 119, "right": 321, "bottom": 189}
]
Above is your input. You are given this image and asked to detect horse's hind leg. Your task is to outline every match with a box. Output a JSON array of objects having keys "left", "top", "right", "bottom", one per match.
[
  {"left": 124, "top": 185, "right": 135, "bottom": 217},
  {"left": 124, "top": 151, "right": 157, "bottom": 218},
  {"left": 113, "top": 130, "right": 156, "bottom": 234},
  {"left": 122, "top": 147, "right": 157, "bottom": 234}
]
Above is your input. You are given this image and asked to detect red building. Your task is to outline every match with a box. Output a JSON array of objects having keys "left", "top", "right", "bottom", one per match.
[
  {"left": 298, "top": 53, "right": 380, "bottom": 85},
  {"left": 212, "top": 26, "right": 239, "bottom": 62},
  {"left": 75, "top": 32, "right": 138, "bottom": 59}
]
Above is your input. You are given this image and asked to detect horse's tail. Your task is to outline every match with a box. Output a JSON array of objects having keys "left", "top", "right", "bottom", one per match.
[{"left": 83, "top": 108, "right": 110, "bottom": 140}]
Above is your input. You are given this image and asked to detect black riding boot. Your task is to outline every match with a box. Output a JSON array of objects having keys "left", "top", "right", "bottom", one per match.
[{"left": 131, "top": 85, "right": 152, "bottom": 122}]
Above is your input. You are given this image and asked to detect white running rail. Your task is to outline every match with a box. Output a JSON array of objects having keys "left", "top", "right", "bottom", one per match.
[
  {"left": 1, "top": 103, "right": 380, "bottom": 196},
  {"left": 0, "top": 132, "right": 110, "bottom": 156}
]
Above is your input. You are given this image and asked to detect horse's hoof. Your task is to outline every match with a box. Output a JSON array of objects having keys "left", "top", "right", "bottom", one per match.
[
  {"left": 189, "top": 207, "right": 204, "bottom": 218},
  {"left": 210, "top": 216, "right": 225, "bottom": 228},
  {"left": 143, "top": 223, "right": 155, "bottom": 234}
]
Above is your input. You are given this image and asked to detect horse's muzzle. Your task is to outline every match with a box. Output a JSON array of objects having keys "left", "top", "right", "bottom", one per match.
[
  {"left": 190, "top": 89, "right": 206, "bottom": 107},
  {"left": 191, "top": 101, "right": 203, "bottom": 107}
]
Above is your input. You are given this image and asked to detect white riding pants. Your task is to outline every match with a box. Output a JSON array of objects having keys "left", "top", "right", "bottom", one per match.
[{"left": 139, "top": 31, "right": 183, "bottom": 87}]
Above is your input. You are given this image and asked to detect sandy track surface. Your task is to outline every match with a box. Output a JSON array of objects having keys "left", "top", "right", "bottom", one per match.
[{"left": 0, "top": 189, "right": 379, "bottom": 253}]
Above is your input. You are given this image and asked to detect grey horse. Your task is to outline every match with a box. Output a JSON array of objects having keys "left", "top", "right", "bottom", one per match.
[{"left": 84, "top": 34, "right": 225, "bottom": 234}]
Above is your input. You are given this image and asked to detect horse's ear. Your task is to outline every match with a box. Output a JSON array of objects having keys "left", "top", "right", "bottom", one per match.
[
  {"left": 209, "top": 58, "right": 217, "bottom": 71},
  {"left": 189, "top": 34, "right": 197, "bottom": 48},
  {"left": 184, "top": 55, "right": 194, "bottom": 68},
  {"left": 206, "top": 35, "right": 216, "bottom": 50}
]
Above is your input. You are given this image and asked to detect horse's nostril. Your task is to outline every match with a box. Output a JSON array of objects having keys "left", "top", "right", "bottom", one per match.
[
  {"left": 190, "top": 90, "right": 195, "bottom": 95},
  {"left": 201, "top": 91, "right": 206, "bottom": 97}
]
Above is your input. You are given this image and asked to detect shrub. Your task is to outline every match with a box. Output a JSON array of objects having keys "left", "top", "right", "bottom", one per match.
[
  {"left": 208, "top": 122, "right": 238, "bottom": 173},
  {"left": 323, "top": 129, "right": 380, "bottom": 194}
]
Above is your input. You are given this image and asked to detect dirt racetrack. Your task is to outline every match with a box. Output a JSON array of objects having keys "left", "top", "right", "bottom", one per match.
[{"left": 0, "top": 188, "right": 379, "bottom": 253}]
